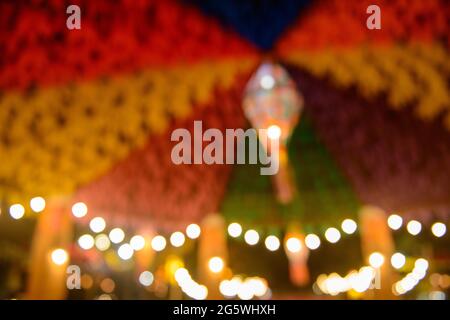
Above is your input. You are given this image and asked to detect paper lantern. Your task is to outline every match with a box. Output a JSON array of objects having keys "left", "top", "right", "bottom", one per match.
[{"left": 243, "top": 61, "right": 303, "bottom": 203}]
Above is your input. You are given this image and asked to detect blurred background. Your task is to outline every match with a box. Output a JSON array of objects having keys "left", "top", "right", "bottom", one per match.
[{"left": 0, "top": 0, "right": 449, "bottom": 300}]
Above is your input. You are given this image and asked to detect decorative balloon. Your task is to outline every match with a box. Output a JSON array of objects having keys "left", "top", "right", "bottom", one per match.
[{"left": 243, "top": 61, "right": 303, "bottom": 203}]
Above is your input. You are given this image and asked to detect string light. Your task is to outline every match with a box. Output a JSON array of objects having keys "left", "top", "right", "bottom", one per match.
[
  {"left": 244, "top": 229, "right": 259, "bottom": 245},
  {"left": 324, "top": 228, "right": 341, "bottom": 243},
  {"left": 228, "top": 223, "right": 242, "bottom": 238},
  {"left": 186, "top": 224, "right": 201, "bottom": 239},
  {"left": 170, "top": 232, "right": 185, "bottom": 247},
  {"left": 78, "top": 234, "right": 95, "bottom": 250},
  {"left": 305, "top": 234, "right": 321, "bottom": 250},
  {"left": 9, "top": 204, "right": 25, "bottom": 220},
  {"left": 368, "top": 252, "right": 385, "bottom": 268},
  {"left": 89, "top": 217, "right": 106, "bottom": 233},
  {"left": 391, "top": 252, "right": 406, "bottom": 269},
  {"left": 139, "top": 271, "right": 154, "bottom": 287},
  {"left": 151, "top": 235, "right": 166, "bottom": 252},
  {"left": 174, "top": 268, "right": 208, "bottom": 300},
  {"left": 72, "top": 202, "right": 88, "bottom": 218},
  {"left": 109, "top": 228, "right": 125, "bottom": 244},
  {"left": 130, "top": 235, "right": 146, "bottom": 251},
  {"left": 286, "top": 237, "right": 302, "bottom": 253},
  {"left": 431, "top": 222, "right": 446, "bottom": 237},
  {"left": 117, "top": 243, "right": 134, "bottom": 260},
  {"left": 264, "top": 235, "right": 280, "bottom": 251},
  {"left": 95, "top": 234, "right": 111, "bottom": 251},
  {"left": 387, "top": 214, "right": 403, "bottom": 230},
  {"left": 30, "top": 197, "right": 45, "bottom": 213},
  {"left": 406, "top": 220, "right": 422, "bottom": 235},
  {"left": 341, "top": 219, "right": 357, "bottom": 234},
  {"left": 208, "top": 257, "right": 224, "bottom": 273},
  {"left": 51, "top": 248, "right": 68, "bottom": 265}
]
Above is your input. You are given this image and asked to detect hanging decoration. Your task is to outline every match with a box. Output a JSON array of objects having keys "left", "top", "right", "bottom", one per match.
[{"left": 243, "top": 61, "right": 303, "bottom": 203}]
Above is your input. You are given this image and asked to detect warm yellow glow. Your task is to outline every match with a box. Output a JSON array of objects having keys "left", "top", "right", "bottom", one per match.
[
  {"left": 170, "top": 232, "right": 186, "bottom": 248},
  {"left": 186, "top": 224, "right": 201, "bottom": 239},
  {"left": 391, "top": 252, "right": 406, "bottom": 269},
  {"left": 72, "top": 202, "right": 88, "bottom": 218},
  {"left": 264, "top": 235, "right": 280, "bottom": 251},
  {"left": 369, "top": 252, "right": 385, "bottom": 268},
  {"left": 9, "top": 204, "right": 25, "bottom": 220},
  {"left": 109, "top": 228, "right": 125, "bottom": 244},
  {"left": 228, "top": 223, "right": 242, "bottom": 238},
  {"left": 78, "top": 234, "right": 95, "bottom": 250},
  {"left": 30, "top": 197, "right": 46, "bottom": 213},
  {"left": 341, "top": 219, "right": 357, "bottom": 234},
  {"left": 406, "top": 220, "right": 422, "bottom": 235},
  {"left": 130, "top": 235, "right": 146, "bottom": 251},
  {"left": 267, "top": 125, "right": 281, "bottom": 140},
  {"left": 100, "top": 278, "right": 115, "bottom": 293},
  {"left": 51, "top": 248, "right": 68, "bottom": 265},
  {"left": 431, "top": 222, "right": 446, "bottom": 237},
  {"left": 286, "top": 237, "right": 302, "bottom": 253},
  {"left": 244, "top": 229, "right": 259, "bottom": 245},
  {"left": 305, "top": 234, "right": 321, "bottom": 250},
  {"left": 117, "top": 243, "right": 134, "bottom": 260},
  {"left": 324, "top": 228, "right": 341, "bottom": 243},
  {"left": 95, "top": 234, "right": 111, "bottom": 251},
  {"left": 208, "top": 257, "right": 224, "bottom": 273},
  {"left": 151, "top": 235, "right": 166, "bottom": 252},
  {"left": 387, "top": 214, "right": 403, "bottom": 230},
  {"left": 139, "top": 271, "right": 154, "bottom": 286},
  {"left": 89, "top": 217, "right": 106, "bottom": 233}
]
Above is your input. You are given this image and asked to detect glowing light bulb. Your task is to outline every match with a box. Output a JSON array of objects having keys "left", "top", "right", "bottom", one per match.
[
  {"left": 369, "top": 252, "right": 385, "bottom": 268},
  {"left": 305, "top": 234, "right": 321, "bottom": 250},
  {"left": 431, "top": 222, "right": 446, "bottom": 238},
  {"left": 139, "top": 271, "right": 154, "bottom": 286},
  {"left": 151, "top": 235, "right": 166, "bottom": 252},
  {"left": 9, "top": 204, "right": 25, "bottom": 220},
  {"left": 72, "top": 202, "right": 88, "bottom": 218},
  {"left": 186, "top": 224, "right": 201, "bottom": 239},
  {"left": 391, "top": 253, "right": 406, "bottom": 269},
  {"left": 407, "top": 220, "right": 422, "bottom": 235},
  {"left": 325, "top": 228, "right": 341, "bottom": 243},
  {"left": 89, "top": 217, "right": 106, "bottom": 233},
  {"left": 414, "top": 258, "right": 429, "bottom": 271},
  {"left": 208, "top": 257, "right": 224, "bottom": 273},
  {"left": 95, "top": 234, "right": 111, "bottom": 251},
  {"left": 244, "top": 229, "right": 259, "bottom": 245},
  {"left": 286, "top": 237, "right": 302, "bottom": 253},
  {"left": 170, "top": 232, "right": 185, "bottom": 247},
  {"left": 260, "top": 75, "right": 275, "bottom": 90},
  {"left": 51, "top": 248, "right": 68, "bottom": 265},
  {"left": 130, "top": 235, "right": 146, "bottom": 251},
  {"left": 341, "top": 219, "right": 357, "bottom": 234},
  {"left": 117, "top": 243, "right": 133, "bottom": 260},
  {"left": 387, "top": 214, "right": 403, "bottom": 230},
  {"left": 78, "top": 234, "right": 95, "bottom": 250},
  {"left": 264, "top": 235, "right": 280, "bottom": 251},
  {"left": 30, "top": 197, "right": 46, "bottom": 213},
  {"left": 267, "top": 125, "right": 281, "bottom": 140},
  {"left": 228, "top": 223, "right": 242, "bottom": 238},
  {"left": 109, "top": 228, "right": 125, "bottom": 244}
]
